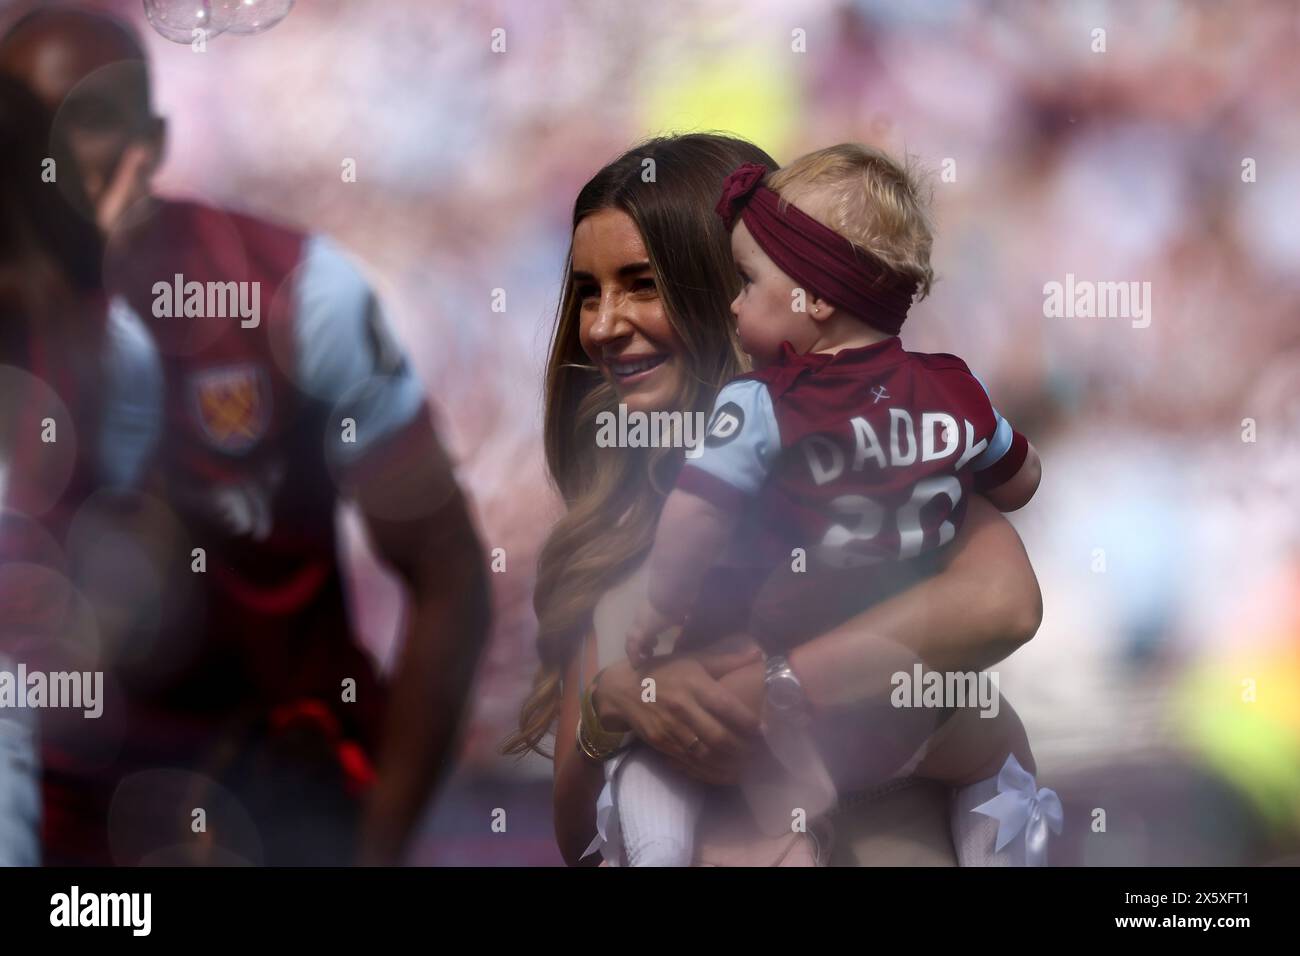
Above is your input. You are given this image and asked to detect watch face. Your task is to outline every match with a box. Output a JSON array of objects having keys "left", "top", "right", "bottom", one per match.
[{"left": 767, "top": 674, "right": 805, "bottom": 711}]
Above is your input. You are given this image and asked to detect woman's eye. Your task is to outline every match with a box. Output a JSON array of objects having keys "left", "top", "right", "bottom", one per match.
[
  {"left": 737, "top": 271, "right": 751, "bottom": 285},
  {"left": 631, "top": 277, "right": 657, "bottom": 294},
  {"left": 576, "top": 284, "right": 598, "bottom": 301}
]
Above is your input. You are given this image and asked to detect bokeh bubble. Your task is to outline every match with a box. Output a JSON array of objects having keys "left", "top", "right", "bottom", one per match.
[
  {"left": 0, "top": 509, "right": 66, "bottom": 575},
  {"left": 63, "top": 490, "right": 213, "bottom": 696},
  {"left": 45, "top": 61, "right": 153, "bottom": 227},
  {"left": 321, "top": 375, "right": 462, "bottom": 523},
  {"left": 0, "top": 562, "right": 103, "bottom": 668},
  {"left": 0, "top": 364, "right": 80, "bottom": 520},
  {"left": 224, "top": 0, "right": 296, "bottom": 36},
  {"left": 0, "top": 562, "right": 75, "bottom": 657},
  {"left": 138, "top": 843, "right": 254, "bottom": 865},
  {"left": 38, "top": 665, "right": 128, "bottom": 775},
  {"left": 109, "top": 768, "right": 263, "bottom": 866},
  {"left": 260, "top": 256, "right": 308, "bottom": 390},
  {"left": 65, "top": 491, "right": 176, "bottom": 679},
  {"left": 0, "top": 562, "right": 123, "bottom": 776},
  {"left": 142, "top": 0, "right": 228, "bottom": 45},
  {"left": 101, "top": 200, "right": 253, "bottom": 359}
]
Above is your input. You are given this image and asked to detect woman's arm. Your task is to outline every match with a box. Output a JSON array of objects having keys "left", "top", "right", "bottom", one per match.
[
  {"left": 713, "top": 497, "right": 1043, "bottom": 716},
  {"left": 564, "top": 499, "right": 1041, "bottom": 796},
  {"left": 553, "top": 638, "right": 607, "bottom": 866},
  {"left": 554, "top": 637, "right": 763, "bottom": 850},
  {"left": 793, "top": 496, "right": 1041, "bottom": 708}
]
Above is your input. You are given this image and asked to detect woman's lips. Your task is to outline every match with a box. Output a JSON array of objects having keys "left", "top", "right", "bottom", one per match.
[{"left": 609, "top": 353, "right": 668, "bottom": 386}]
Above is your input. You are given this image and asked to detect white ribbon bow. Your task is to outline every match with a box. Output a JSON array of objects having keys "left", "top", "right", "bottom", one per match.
[
  {"left": 971, "top": 753, "right": 1063, "bottom": 866},
  {"left": 582, "top": 752, "right": 628, "bottom": 866}
]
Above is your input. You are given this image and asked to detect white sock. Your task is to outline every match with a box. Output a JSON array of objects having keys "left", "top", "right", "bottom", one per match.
[
  {"left": 615, "top": 747, "right": 706, "bottom": 867},
  {"left": 950, "top": 772, "right": 1028, "bottom": 866}
]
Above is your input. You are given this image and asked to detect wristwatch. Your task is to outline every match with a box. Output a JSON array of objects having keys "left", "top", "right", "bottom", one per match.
[{"left": 763, "top": 654, "right": 810, "bottom": 725}]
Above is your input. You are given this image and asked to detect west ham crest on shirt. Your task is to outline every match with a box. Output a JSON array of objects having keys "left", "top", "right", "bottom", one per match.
[{"left": 188, "top": 363, "right": 272, "bottom": 454}]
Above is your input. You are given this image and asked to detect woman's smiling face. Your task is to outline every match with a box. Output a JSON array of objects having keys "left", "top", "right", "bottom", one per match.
[{"left": 573, "top": 207, "right": 686, "bottom": 414}]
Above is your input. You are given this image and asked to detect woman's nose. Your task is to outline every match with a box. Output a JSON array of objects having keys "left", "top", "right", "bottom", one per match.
[{"left": 589, "top": 292, "right": 633, "bottom": 343}]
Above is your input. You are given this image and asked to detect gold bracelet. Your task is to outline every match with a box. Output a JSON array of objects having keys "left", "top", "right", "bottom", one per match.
[
  {"left": 575, "top": 716, "right": 611, "bottom": 763},
  {"left": 576, "top": 706, "right": 627, "bottom": 762},
  {"left": 577, "top": 679, "right": 628, "bottom": 760},
  {"left": 582, "top": 681, "right": 625, "bottom": 751}
]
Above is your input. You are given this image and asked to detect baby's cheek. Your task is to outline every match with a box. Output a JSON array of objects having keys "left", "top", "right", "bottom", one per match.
[
  {"left": 740, "top": 327, "right": 777, "bottom": 366},
  {"left": 736, "top": 324, "right": 756, "bottom": 356}
]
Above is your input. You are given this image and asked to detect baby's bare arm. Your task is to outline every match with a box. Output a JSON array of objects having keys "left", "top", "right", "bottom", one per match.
[
  {"left": 983, "top": 442, "right": 1042, "bottom": 512},
  {"left": 646, "top": 490, "right": 739, "bottom": 622}
]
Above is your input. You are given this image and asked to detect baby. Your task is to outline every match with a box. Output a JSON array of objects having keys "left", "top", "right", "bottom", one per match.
[{"left": 613, "top": 144, "right": 1055, "bottom": 866}]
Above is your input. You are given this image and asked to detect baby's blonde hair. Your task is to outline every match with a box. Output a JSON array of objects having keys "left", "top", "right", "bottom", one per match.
[{"left": 767, "top": 143, "right": 934, "bottom": 300}]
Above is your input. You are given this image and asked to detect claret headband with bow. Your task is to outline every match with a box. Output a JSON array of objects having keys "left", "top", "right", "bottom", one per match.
[{"left": 715, "top": 162, "right": 918, "bottom": 335}]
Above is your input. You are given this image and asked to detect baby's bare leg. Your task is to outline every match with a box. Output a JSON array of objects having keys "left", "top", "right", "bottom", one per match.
[
  {"left": 914, "top": 697, "right": 1055, "bottom": 866},
  {"left": 912, "top": 696, "right": 1036, "bottom": 786}
]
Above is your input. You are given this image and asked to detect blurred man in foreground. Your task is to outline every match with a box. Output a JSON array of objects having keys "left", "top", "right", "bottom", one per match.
[{"left": 0, "top": 7, "right": 491, "bottom": 865}]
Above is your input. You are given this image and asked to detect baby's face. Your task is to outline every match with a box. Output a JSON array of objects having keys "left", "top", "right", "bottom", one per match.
[{"left": 729, "top": 221, "right": 814, "bottom": 367}]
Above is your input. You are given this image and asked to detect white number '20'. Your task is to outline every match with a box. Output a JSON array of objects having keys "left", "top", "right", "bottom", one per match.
[{"left": 816, "top": 476, "right": 962, "bottom": 568}]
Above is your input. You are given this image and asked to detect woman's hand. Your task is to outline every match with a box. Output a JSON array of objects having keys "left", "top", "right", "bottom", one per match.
[
  {"left": 682, "top": 635, "right": 767, "bottom": 716},
  {"left": 593, "top": 648, "right": 761, "bottom": 785}
]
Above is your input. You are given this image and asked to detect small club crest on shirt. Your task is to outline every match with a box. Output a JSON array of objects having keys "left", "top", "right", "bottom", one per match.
[
  {"left": 189, "top": 363, "right": 271, "bottom": 454},
  {"left": 705, "top": 402, "right": 745, "bottom": 447}
]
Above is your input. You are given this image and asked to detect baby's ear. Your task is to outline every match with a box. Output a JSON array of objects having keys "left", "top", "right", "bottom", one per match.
[{"left": 808, "top": 297, "right": 837, "bottom": 323}]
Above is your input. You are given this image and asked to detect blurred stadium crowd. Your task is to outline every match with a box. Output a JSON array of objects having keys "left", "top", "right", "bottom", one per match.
[{"left": 4, "top": 0, "right": 1297, "bottom": 864}]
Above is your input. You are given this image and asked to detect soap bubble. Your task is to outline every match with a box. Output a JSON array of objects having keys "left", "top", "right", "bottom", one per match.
[
  {"left": 225, "top": 0, "right": 296, "bottom": 35},
  {"left": 142, "top": 1, "right": 228, "bottom": 45},
  {"left": 142, "top": 1, "right": 296, "bottom": 46}
]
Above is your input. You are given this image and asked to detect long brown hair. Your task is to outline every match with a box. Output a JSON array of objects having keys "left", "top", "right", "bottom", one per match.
[
  {"left": 504, "top": 133, "right": 778, "bottom": 757},
  {"left": 0, "top": 74, "right": 103, "bottom": 352}
]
